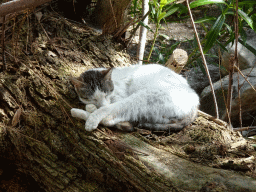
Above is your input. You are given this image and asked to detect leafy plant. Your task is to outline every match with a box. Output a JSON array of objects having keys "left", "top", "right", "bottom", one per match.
[
  {"left": 147, "top": 0, "right": 183, "bottom": 61},
  {"left": 190, "top": 0, "right": 256, "bottom": 55}
]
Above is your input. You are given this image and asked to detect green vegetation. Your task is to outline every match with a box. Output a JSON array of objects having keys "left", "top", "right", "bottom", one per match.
[{"left": 131, "top": 0, "right": 256, "bottom": 65}]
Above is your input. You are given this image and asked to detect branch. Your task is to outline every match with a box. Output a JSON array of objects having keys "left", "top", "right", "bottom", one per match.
[
  {"left": 165, "top": 48, "right": 188, "bottom": 73},
  {"left": 0, "top": 0, "right": 52, "bottom": 17},
  {"left": 136, "top": 0, "right": 149, "bottom": 65},
  {"left": 1, "top": 15, "right": 6, "bottom": 70}
]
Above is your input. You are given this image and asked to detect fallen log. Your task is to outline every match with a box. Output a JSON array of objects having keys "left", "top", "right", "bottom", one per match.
[{"left": 0, "top": 11, "right": 255, "bottom": 192}]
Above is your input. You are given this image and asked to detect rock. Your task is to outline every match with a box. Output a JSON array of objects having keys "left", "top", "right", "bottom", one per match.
[
  {"left": 221, "top": 29, "right": 256, "bottom": 75},
  {"left": 228, "top": 86, "right": 256, "bottom": 127},
  {"left": 186, "top": 64, "right": 220, "bottom": 95},
  {"left": 200, "top": 68, "right": 256, "bottom": 127},
  {"left": 86, "top": 104, "right": 97, "bottom": 113}
]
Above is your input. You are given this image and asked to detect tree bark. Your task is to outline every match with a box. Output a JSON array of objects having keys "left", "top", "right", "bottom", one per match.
[
  {"left": 0, "top": 0, "right": 52, "bottom": 17},
  {"left": 0, "top": 9, "right": 256, "bottom": 192},
  {"left": 91, "top": 0, "right": 132, "bottom": 34}
]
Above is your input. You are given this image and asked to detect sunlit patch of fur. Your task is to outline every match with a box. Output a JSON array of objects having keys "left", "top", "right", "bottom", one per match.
[{"left": 72, "top": 64, "right": 200, "bottom": 131}]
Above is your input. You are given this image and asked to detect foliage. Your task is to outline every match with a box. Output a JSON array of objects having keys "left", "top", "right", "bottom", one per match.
[
  {"left": 146, "top": 0, "right": 186, "bottom": 61},
  {"left": 191, "top": 0, "right": 256, "bottom": 54},
  {"left": 130, "top": 0, "right": 256, "bottom": 65}
]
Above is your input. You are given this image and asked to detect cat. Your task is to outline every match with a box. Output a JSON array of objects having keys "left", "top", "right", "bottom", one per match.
[{"left": 70, "top": 64, "right": 199, "bottom": 132}]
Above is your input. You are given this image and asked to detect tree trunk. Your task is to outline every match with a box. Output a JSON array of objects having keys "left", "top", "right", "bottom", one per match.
[
  {"left": 91, "top": 0, "right": 132, "bottom": 34},
  {"left": 0, "top": 6, "right": 256, "bottom": 192}
]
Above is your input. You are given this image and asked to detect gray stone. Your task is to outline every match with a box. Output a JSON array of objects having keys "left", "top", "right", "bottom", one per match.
[
  {"left": 221, "top": 29, "right": 256, "bottom": 75},
  {"left": 200, "top": 68, "right": 256, "bottom": 127},
  {"left": 186, "top": 64, "right": 220, "bottom": 95}
]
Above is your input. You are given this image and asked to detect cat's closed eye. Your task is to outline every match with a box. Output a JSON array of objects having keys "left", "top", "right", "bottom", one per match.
[{"left": 82, "top": 97, "right": 97, "bottom": 102}]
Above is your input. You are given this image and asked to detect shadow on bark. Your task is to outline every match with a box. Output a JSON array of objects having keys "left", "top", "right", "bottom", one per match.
[{"left": 0, "top": 6, "right": 255, "bottom": 192}]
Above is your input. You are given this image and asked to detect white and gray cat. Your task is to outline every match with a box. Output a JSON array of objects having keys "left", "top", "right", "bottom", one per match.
[{"left": 70, "top": 64, "right": 199, "bottom": 131}]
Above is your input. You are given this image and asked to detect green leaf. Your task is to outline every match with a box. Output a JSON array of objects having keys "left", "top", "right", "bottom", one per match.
[
  {"left": 162, "top": 6, "right": 180, "bottom": 19},
  {"left": 238, "top": 1, "right": 256, "bottom": 5},
  {"left": 238, "top": 9, "right": 254, "bottom": 30},
  {"left": 194, "top": 16, "right": 216, "bottom": 24},
  {"left": 204, "top": 14, "right": 225, "bottom": 53},
  {"left": 158, "top": 12, "right": 166, "bottom": 22},
  {"left": 159, "top": 34, "right": 169, "bottom": 40},
  {"left": 216, "top": 40, "right": 228, "bottom": 52},
  {"left": 167, "top": 0, "right": 177, "bottom": 4},
  {"left": 160, "top": 0, "right": 168, "bottom": 9},
  {"left": 138, "top": 21, "right": 153, "bottom": 33},
  {"left": 252, "top": 14, "right": 256, "bottom": 31},
  {"left": 190, "top": 0, "right": 226, "bottom": 9}
]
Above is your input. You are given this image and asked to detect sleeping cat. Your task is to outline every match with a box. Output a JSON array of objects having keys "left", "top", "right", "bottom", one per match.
[{"left": 70, "top": 64, "right": 199, "bottom": 131}]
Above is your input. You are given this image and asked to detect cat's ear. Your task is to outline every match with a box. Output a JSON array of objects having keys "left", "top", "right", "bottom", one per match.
[
  {"left": 69, "top": 77, "right": 86, "bottom": 89},
  {"left": 100, "top": 68, "right": 114, "bottom": 81}
]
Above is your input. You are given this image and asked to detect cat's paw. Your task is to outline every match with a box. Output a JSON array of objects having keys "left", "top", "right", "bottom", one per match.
[
  {"left": 71, "top": 108, "right": 80, "bottom": 117},
  {"left": 71, "top": 108, "right": 90, "bottom": 120},
  {"left": 85, "top": 115, "right": 100, "bottom": 131},
  {"left": 86, "top": 104, "right": 97, "bottom": 113}
]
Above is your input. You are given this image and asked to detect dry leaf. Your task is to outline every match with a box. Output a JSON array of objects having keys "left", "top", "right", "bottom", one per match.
[{"left": 12, "top": 107, "right": 22, "bottom": 127}]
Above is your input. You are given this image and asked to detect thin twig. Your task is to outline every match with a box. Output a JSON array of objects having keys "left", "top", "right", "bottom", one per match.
[
  {"left": 218, "top": 49, "right": 231, "bottom": 122},
  {"left": 113, "top": 18, "right": 135, "bottom": 39},
  {"left": 1, "top": 15, "right": 6, "bottom": 70},
  {"left": 185, "top": 0, "right": 219, "bottom": 118},
  {"left": 233, "top": 65, "right": 256, "bottom": 92},
  {"left": 233, "top": 126, "right": 256, "bottom": 132},
  {"left": 226, "top": 55, "right": 234, "bottom": 128},
  {"left": 234, "top": 0, "right": 242, "bottom": 128},
  {"left": 109, "top": 0, "right": 117, "bottom": 28},
  {"left": 226, "top": 0, "right": 240, "bottom": 130},
  {"left": 126, "top": 10, "right": 150, "bottom": 48}
]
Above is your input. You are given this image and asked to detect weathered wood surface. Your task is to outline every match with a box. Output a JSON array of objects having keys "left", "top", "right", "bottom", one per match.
[
  {"left": 0, "top": 0, "right": 52, "bottom": 17},
  {"left": 165, "top": 48, "right": 188, "bottom": 73},
  {"left": 0, "top": 9, "right": 255, "bottom": 192}
]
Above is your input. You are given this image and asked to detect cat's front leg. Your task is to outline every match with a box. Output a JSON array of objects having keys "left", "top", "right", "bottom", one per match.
[
  {"left": 85, "top": 112, "right": 103, "bottom": 131},
  {"left": 71, "top": 108, "right": 90, "bottom": 120},
  {"left": 85, "top": 107, "right": 112, "bottom": 131}
]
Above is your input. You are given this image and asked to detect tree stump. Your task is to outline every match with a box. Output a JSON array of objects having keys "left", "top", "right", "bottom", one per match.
[{"left": 165, "top": 48, "right": 188, "bottom": 73}]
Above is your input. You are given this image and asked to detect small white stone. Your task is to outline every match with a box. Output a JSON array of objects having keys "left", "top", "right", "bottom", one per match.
[{"left": 86, "top": 104, "right": 97, "bottom": 113}]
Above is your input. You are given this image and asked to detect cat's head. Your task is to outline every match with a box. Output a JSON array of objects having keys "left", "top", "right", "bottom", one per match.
[{"left": 70, "top": 68, "right": 114, "bottom": 108}]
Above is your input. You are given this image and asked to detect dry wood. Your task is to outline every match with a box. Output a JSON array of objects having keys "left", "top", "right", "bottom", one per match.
[
  {"left": 0, "top": 0, "right": 52, "bottom": 17},
  {"left": 136, "top": 0, "right": 149, "bottom": 65},
  {"left": 165, "top": 48, "right": 188, "bottom": 73},
  {"left": 233, "top": 126, "right": 256, "bottom": 132},
  {"left": 11, "top": 107, "right": 22, "bottom": 127},
  {"left": 0, "top": 12, "right": 255, "bottom": 192},
  {"left": 198, "top": 110, "right": 229, "bottom": 127},
  {"left": 92, "top": 0, "right": 131, "bottom": 34},
  {"left": 1, "top": 15, "right": 6, "bottom": 70}
]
